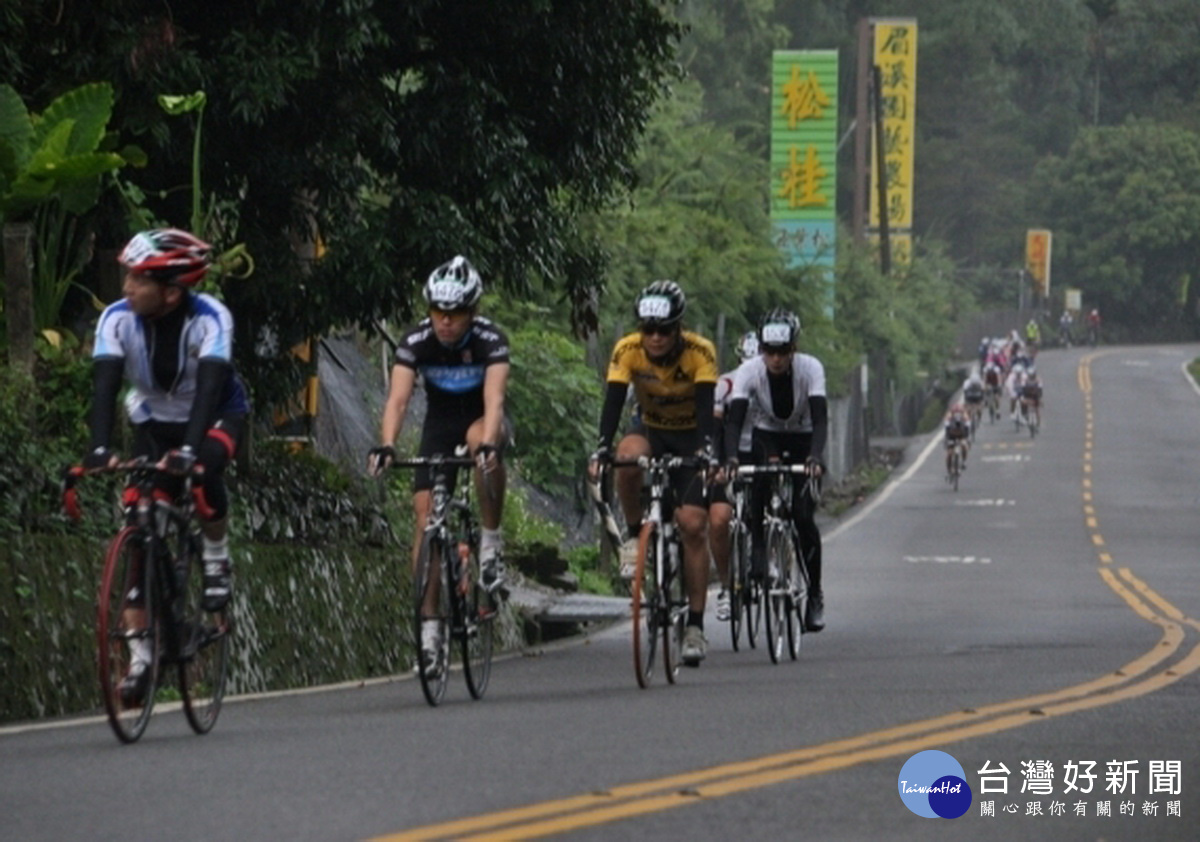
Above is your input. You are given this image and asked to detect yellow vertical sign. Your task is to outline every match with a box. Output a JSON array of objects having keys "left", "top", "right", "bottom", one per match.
[
  {"left": 1026, "top": 229, "right": 1052, "bottom": 298},
  {"left": 869, "top": 20, "right": 917, "bottom": 257}
]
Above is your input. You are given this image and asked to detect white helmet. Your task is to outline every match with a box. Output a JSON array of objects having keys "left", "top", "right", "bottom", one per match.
[{"left": 737, "top": 331, "right": 760, "bottom": 361}]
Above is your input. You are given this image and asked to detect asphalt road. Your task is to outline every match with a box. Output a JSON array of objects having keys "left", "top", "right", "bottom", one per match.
[{"left": 3, "top": 344, "right": 1199, "bottom": 841}]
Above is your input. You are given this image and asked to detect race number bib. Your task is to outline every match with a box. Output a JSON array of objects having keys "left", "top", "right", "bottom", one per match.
[
  {"left": 428, "top": 281, "right": 462, "bottom": 303},
  {"left": 637, "top": 295, "right": 672, "bottom": 321},
  {"left": 760, "top": 322, "right": 791, "bottom": 345}
]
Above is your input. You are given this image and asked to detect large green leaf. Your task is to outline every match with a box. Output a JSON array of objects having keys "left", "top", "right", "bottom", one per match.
[
  {"left": 0, "top": 85, "right": 33, "bottom": 176},
  {"left": 33, "top": 82, "right": 113, "bottom": 158},
  {"left": 25, "top": 120, "right": 73, "bottom": 176}
]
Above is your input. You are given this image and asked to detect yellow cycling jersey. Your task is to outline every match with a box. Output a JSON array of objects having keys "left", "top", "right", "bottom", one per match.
[{"left": 606, "top": 330, "right": 719, "bottom": 430}]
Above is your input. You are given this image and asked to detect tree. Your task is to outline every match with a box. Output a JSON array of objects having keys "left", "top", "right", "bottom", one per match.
[
  {"left": 1035, "top": 121, "right": 1200, "bottom": 337},
  {"left": 0, "top": 1, "right": 682, "bottom": 402}
]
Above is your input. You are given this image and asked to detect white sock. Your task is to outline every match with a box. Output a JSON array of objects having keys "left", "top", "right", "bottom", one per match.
[
  {"left": 203, "top": 535, "right": 229, "bottom": 562},
  {"left": 130, "top": 638, "right": 152, "bottom": 667},
  {"left": 480, "top": 528, "right": 502, "bottom": 556}
]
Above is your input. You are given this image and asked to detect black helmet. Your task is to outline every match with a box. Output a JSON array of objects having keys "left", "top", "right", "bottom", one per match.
[
  {"left": 424, "top": 256, "right": 483, "bottom": 310},
  {"left": 757, "top": 308, "right": 800, "bottom": 348},
  {"left": 635, "top": 280, "right": 686, "bottom": 327}
]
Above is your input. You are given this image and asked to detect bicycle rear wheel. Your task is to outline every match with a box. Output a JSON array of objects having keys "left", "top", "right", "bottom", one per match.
[
  {"left": 415, "top": 533, "right": 451, "bottom": 706},
  {"left": 631, "top": 522, "right": 660, "bottom": 688},
  {"left": 763, "top": 526, "right": 787, "bottom": 664},
  {"left": 97, "top": 526, "right": 159, "bottom": 743},
  {"left": 178, "top": 527, "right": 230, "bottom": 735},
  {"left": 461, "top": 543, "right": 495, "bottom": 700}
]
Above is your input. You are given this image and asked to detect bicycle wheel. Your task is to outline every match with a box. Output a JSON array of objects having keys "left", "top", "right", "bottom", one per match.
[
  {"left": 461, "top": 542, "right": 495, "bottom": 700},
  {"left": 744, "top": 534, "right": 762, "bottom": 649},
  {"left": 951, "top": 449, "right": 961, "bottom": 492},
  {"left": 631, "top": 522, "right": 660, "bottom": 688},
  {"left": 97, "top": 526, "right": 158, "bottom": 743},
  {"left": 414, "top": 533, "right": 451, "bottom": 706},
  {"left": 784, "top": 532, "right": 804, "bottom": 660},
  {"left": 727, "top": 523, "right": 746, "bottom": 652},
  {"left": 661, "top": 537, "right": 684, "bottom": 684},
  {"left": 178, "top": 526, "right": 230, "bottom": 735},
  {"left": 763, "top": 526, "right": 787, "bottom": 664}
]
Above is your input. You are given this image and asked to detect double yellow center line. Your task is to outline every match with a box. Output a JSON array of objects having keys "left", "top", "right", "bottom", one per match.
[{"left": 375, "top": 353, "right": 1200, "bottom": 841}]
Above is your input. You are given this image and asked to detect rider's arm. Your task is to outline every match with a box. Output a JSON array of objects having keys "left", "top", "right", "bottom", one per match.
[
  {"left": 380, "top": 364, "right": 417, "bottom": 446},
  {"left": 480, "top": 361, "right": 509, "bottom": 446},
  {"left": 183, "top": 358, "right": 231, "bottom": 450},
  {"left": 88, "top": 357, "right": 125, "bottom": 450},
  {"left": 695, "top": 381, "right": 715, "bottom": 452},
  {"left": 723, "top": 398, "right": 749, "bottom": 462},
  {"left": 596, "top": 382, "right": 629, "bottom": 451}
]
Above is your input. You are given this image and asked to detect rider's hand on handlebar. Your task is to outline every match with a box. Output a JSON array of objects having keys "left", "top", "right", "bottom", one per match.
[
  {"left": 82, "top": 446, "right": 117, "bottom": 472},
  {"left": 587, "top": 446, "right": 611, "bottom": 482},
  {"left": 367, "top": 445, "right": 395, "bottom": 477},
  {"left": 805, "top": 455, "right": 825, "bottom": 478},
  {"left": 160, "top": 446, "right": 198, "bottom": 476}
]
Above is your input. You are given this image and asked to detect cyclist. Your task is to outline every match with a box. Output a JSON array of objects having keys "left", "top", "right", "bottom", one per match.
[
  {"left": 588, "top": 280, "right": 718, "bottom": 666},
  {"left": 84, "top": 228, "right": 250, "bottom": 704},
  {"left": 1087, "top": 308, "right": 1102, "bottom": 346},
  {"left": 943, "top": 404, "right": 971, "bottom": 474},
  {"left": 962, "top": 371, "right": 985, "bottom": 428},
  {"left": 1058, "top": 310, "right": 1074, "bottom": 347},
  {"left": 1020, "top": 369, "right": 1044, "bottom": 429},
  {"left": 721, "top": 309, "right": 828, "bottom": 632},
  {"left": 1005, "top": 362, "right": 1028, "bottom": 423},
  {"left": 709, "top": 330, "right": 760, "bottom": 623},
  {"left": 1024, "top": 317, "right": 1041, "bottom": 355},
  {"left": 367, "top": 256, "right": 511, "bottom": 671}
]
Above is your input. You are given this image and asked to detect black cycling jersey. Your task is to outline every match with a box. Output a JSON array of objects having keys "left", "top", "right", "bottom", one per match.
[{"left": 393, "top": 316, "right": 510, "bottom": 424}]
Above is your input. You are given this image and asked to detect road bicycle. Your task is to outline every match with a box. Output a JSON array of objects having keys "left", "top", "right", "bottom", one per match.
[
  {"left": 1020, "top": 397, "right": 1040, "bottom": 438},
  {"left": 965, "top": 400, "right": 983, "bottom": 441},
  {"left": 389, "top": 451, "right": 497, "bottom": 706},
  {"left": 724, "top": 473, "right": 760, "bottom": 652},
  {"left": 946, "top": 439, "right": 966, "bottom": 492},
  {"left": 985, "top": 381, "right": 1002, "bottom": 423},
  {"left": 604, "top": 454, "right": 699, "bottom": 689},
  {"left": 737, "top": 463, "right": 814, "bottom": 664},
  {"left": 64, "top": 458, "right": 231, "bottom": 744}
]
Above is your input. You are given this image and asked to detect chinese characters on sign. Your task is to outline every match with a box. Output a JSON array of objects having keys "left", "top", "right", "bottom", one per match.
[
  {"left": 867, "top": 19, "right": 917, "bottom": 264},
  {"left": 770, "top": 50, "right": 838, "bottom": 289},
  {"left": 976, "top": 759, "right": 1182, "bottom": 818}
]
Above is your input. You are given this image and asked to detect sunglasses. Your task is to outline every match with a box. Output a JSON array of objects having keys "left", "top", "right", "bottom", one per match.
[
  {"left": 640, "top": 324, "right": 677, "bottom": 337},
  {"left": 762, "top": 344, "right": 793, "bottom": 357}
]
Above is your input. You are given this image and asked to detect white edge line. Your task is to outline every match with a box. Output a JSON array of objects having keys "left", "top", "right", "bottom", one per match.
[{"left": 1181, "top": 358, "right": 1200, "bottom": 399}]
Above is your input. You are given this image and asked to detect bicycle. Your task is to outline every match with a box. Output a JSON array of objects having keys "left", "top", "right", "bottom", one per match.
[
  {"left": 946, "top": 439, "right": 966, "bottom": 491},
  {"left": 737, "top": 463, "right": 814, "bottom": 664},
  {"left": 1021, "top": 397, "right": 1040, "bottom": 438},
  {"left": 389, "top": 450, "right": 497, "bottom": 706},
  {"left": 723, "top": 473, "right": 760, "bottom": 652},
  {"left": 965, "top": 400, "right": 983, "bottom": 441},
  {"left": 604, "top": 454, "right": 699, "bottom": 689},
  {"left": 63, "top": 458, "right": 231, "bottom": 744}
]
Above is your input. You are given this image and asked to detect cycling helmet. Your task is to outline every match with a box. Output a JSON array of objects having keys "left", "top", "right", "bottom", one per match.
[
  {"left": 424, "top": 256, "right": 483, "bottom": 310},
  {"left": 757, "top": 308, "right": 800, "bottom": 348},
  {"left": 737, "top": 331, "right": 760, "bottom": 361},
  {"left": 635, "top": 280, "right": 686, "bottom": 327},
  {"left": 118, "top": 228, "right": 212, "bottom": 287}
]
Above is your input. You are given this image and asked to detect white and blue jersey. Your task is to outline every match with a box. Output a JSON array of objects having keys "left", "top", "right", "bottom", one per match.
[
  {"left": 393, "top": 316, "right": 510, "bottom": 423},
  {"left": 92, "top": 292, "right": 249, "bottom": 424}
]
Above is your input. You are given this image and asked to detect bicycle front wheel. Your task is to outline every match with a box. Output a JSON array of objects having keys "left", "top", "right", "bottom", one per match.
[
  {"left": 728, "top": 523, "right": 747, "bottom": 651},
  {"left": 461, "top": 543, "right": 495, "bottom": 700},
  {"left": 631, "top": 522, "right": 660, "bottom": 688},
  {"left": 785, "top": 532, "right": 806, "bottom": 661},
  {"left": 763, "top": 526, "right": 787, "bottom": 665},
  {"left": 97, "top": 526, "right": 158, "bottom": 743},
  {"left": 661, "top": 538, "right": 684, "bottom": 684},
  {"left": 178, "top": 527, "right": 230, "bottom": 735},
  {"left": 414, "top": 533, "right": 451, "bottom": 706}
]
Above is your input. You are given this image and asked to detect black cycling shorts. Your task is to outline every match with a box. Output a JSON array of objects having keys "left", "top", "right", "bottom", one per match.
[
  {"left": 415, "top": 415, "right": 512, "bottom": 493},
  {"left": 626, "top": 420, "right": 708, "bottom": 509}
]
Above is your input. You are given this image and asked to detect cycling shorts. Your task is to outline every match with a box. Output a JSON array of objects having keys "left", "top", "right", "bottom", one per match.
[{"left": 626, "top": 420, "right": 708, "bottom": 509}]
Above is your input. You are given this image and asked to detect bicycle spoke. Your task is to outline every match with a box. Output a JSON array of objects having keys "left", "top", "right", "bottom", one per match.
[{"left": 462, "top": 541, "right": 494, "bottom": 700}]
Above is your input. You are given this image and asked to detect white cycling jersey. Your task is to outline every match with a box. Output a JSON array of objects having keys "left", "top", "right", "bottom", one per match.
[
  {"left": 730, "top": 353, "right": 826, "bottom": 433},
  {"left": 715, "top": 364, "right": 756, "bottom": 452},
  {"left": 93, "top": 292, "right": 241, "bottom": 424}
]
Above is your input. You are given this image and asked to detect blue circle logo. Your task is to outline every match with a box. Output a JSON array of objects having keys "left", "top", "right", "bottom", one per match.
[{"left": 898, "top": 750, "right": 973, "bottom": 819}]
